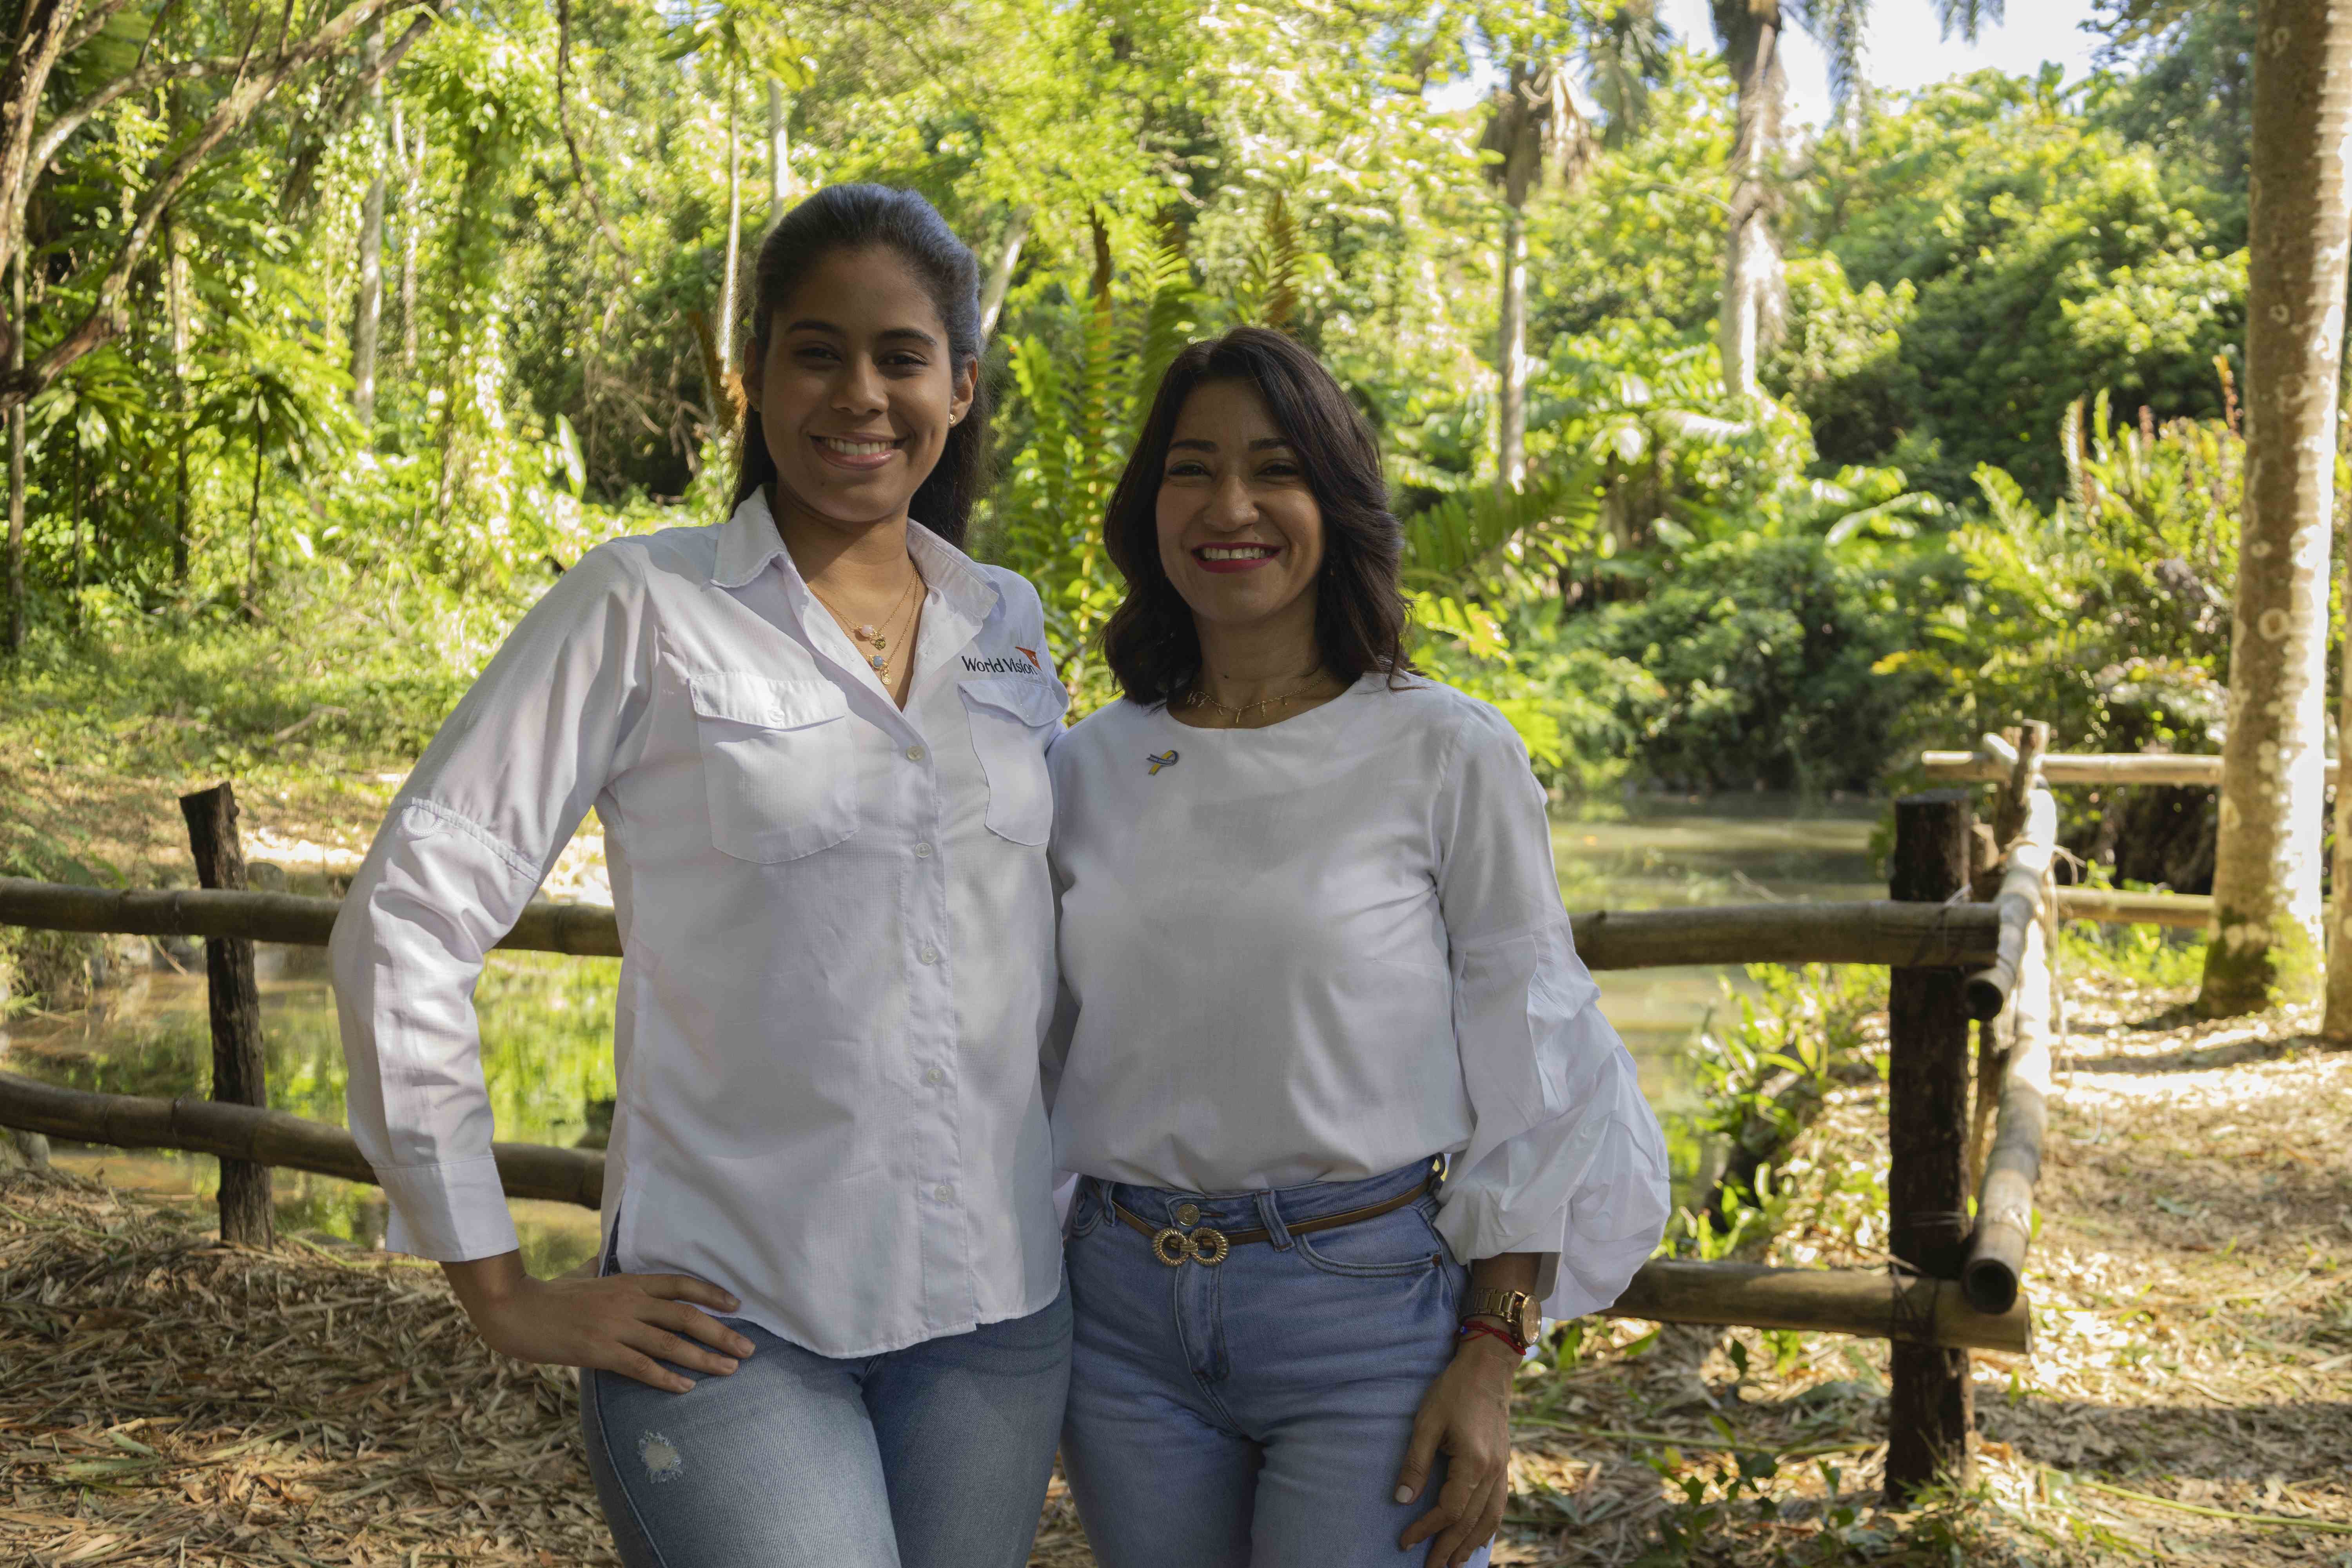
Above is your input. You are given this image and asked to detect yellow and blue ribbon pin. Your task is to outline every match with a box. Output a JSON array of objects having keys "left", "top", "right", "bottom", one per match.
[{"left": 1146, "top": 750, "right": 1179, "bottom": 776}]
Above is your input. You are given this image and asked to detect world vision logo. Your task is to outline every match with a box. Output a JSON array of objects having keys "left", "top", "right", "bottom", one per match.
[{"left": 961, "top": 648, "right": 1043, "bottom": 674}]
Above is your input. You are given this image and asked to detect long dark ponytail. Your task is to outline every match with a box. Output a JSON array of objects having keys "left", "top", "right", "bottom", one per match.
[{"left": 730, "top": 184, "right": 991, "bottom": 546}]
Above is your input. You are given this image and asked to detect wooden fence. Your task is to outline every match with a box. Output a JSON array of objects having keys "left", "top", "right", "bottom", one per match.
[{"left": 0, "top": 741, "right": 2134, "bottom": 1501}]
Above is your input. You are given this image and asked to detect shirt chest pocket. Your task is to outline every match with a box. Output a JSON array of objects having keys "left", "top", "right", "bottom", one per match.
[
  {"left": 958, "top": 675, "right": 1069, "bottom": 846},
  {"left": 689, "top": 671, "right": 861, "bottom": 862}
]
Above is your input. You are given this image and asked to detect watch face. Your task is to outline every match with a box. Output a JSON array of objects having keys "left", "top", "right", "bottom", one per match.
[{"left": 1514, "top": 1299, "right": 1541, "bottom": 1341}]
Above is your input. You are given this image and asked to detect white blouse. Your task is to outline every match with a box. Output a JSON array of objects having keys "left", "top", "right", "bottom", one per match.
[
  {"left": 330, "top": 494, "right": 1071, "bottom": 1358},
  {"left": 1045, "top": 674, "right": 1670, "bottom": 1318}
]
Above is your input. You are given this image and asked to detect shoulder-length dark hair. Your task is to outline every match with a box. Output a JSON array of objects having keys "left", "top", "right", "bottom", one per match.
[
  {"left": 1100, "top": 327, "right": 1411, "bottom": 706},
  {"left": 730, "top": 183, "right": 991, "bottom": 545}
]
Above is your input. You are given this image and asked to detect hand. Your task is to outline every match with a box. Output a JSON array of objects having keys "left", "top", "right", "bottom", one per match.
[
  {"left": 442, "top": 1251, "right": 756, "bottom": 1394},
  {"left": 1396, "top": 1327, "right": 1517, "bottom": 1566}
]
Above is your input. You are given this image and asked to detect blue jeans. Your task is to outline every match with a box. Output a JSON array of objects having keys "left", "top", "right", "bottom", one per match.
[
  {"left": 579, "top": 1277, "right": 1072, "bottom": 1567},
  {"left": 1060, "top": 1160, "right": 1490, "bottom": 1568}
]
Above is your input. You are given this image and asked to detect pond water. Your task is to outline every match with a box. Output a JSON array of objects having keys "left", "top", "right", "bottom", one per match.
[{"left": 3, "top": 793, "right": 1882, "bottom": 1277}]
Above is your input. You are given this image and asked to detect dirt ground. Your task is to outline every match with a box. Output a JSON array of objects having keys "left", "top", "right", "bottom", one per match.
[{"left": 3, "top": 964, "right": 2349, "bottom": 1567}]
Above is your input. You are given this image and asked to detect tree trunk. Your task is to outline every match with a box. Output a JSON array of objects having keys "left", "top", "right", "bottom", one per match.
[
  {"left": 1497, "top": 200, "right": 1528, "bottom": 494},
  {"left": 767, "top": 77, "right": 791, "bottom": 211},
  {"left": 167, "top": 213, "right": 190, "bottom": 583},
  {"left": 243, "top": 406, "right": 264, "bottom": 622},
  {"left": 2207, "top": 0, "right": 2349, "bottom": 1018},
  {"left": 1718, "top": 5, "right": 1786, "bottom": 399},
  {"left": 350, "top": 20, "right": 385, "bottom": 428},
  {"left": 5, "top": 249, "right": 22, "bottom": 655},
  {"left": 397, "top": 107, "right": 421, "bottom": 371},
  {"left": 979, "top": 209, "right": 1029, "bottom": 343},
  {"left": 717, "top": 70, "right": 742, "bottom": 366}
]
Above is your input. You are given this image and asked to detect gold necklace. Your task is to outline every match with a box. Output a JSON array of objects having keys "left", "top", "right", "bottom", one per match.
[
  {"left": 810, "top": 566, "right": 922, "bottom": 675},
  {"left": 1183, "top": 670, "right": 1336, "bottom": 728}
]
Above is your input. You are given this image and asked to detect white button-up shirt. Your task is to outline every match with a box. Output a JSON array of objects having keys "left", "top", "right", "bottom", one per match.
[
  {"left": 1046, "top": 675, "right": 1670, "bottom": 1319},
  {"left": 330, "top": 494, "right": 1071, "bottom": 1357}
]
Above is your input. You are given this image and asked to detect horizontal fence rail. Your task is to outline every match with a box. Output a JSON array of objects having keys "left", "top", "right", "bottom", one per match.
[
  {"left": 1922, "top": 749, "right": 2337, "bottom": 789},
  {"left": 1602, "top": 1259, "right": 2029, "bottom": 1354},
  {"left": 0, "top": 877, "right": 2007, "bottom": 973},
  {"left": 0, "top": 1070, "right": 603, "bottom": 1208},
  {"left": 0, "top": 1071, "right": 2029, "bottom": 1352}
]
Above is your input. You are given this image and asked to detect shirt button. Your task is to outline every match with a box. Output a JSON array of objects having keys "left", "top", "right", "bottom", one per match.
[
  {"left": 934, "top": 1184, "right": 953, "bottom": 1201},
  {"left": 906, "top": 746, "right": 926, "bottom": 762},
  {"left": 926, "top": 1067, "right": 946, "bottom": 1085},
  {"left": 914, "top": 841, "right": 933, "bottom": 859},
  {"left": 919, "top": 945, "right": 941, "bottom": 965}
]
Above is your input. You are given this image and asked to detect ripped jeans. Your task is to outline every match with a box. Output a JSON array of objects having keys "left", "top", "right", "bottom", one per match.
[{"left": 578, "top": 1282, "right": 1072, "bottom": 1568}]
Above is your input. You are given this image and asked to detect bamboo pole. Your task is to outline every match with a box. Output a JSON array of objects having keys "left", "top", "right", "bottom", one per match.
[
  {"left": 1922, "top": 750, "right": 2287, "bottom": 788},
  {"left": 180, "top": 784, "right": 273, "bottom": 1250},
  {"left": 2052, "top": 888, "right": 2210, "bottom": 928},
  {"left": 1964, "top": 788, "right": 2058, "bottom": 1021},
  {"left": 0, "top": 1068, "right": 2032, "bottom": 1351},
  {"left": 0, "top": 878, "right": 2006, "bottom": 973},
  {"left": 1601, "top": 1259, "right": 2030, "bottom": 1354},
  {"left": 1992, "top": 721, "right": 2050, "bottom": 849},
  {"left": 1964, "top": 913, "right": 2053, "bottom": 1316},
  {"left": 0, "top": 1071, "right": 604, "bottom": 1209},
  {"left": 1886, "top": 789, "right": 1976, "bottom": 1500},
  {"left": 0, "top": 878, "right": 624, "bottom": 956}
]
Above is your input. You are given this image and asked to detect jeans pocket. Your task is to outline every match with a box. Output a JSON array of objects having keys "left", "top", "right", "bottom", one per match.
[
  {"left": 1064, "top": 1180, "right": 1108, "bottom": 1241},
  {"left": 1292, "top": 1205, "right": 1446, "bottom": 1279}
]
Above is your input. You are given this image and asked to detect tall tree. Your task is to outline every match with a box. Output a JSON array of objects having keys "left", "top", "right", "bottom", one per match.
[
  {"left": 2218, "top": 0, "right": 2352, "bottom": 1019},
  {"left": 1475, "top": 2, "right": 1663, "bottom": 490},
  {"left": 0, "top": 0, "right": 426, "bottom": 415},
  {"left": 1481, "top": 63, "right": 1588, "bottom": 492},
  {"left": 350, "top": 20, "right": 388, "bottom": 428},
  {"left": 1706, "top": 0, "right": 1997, "bottom": 396}
]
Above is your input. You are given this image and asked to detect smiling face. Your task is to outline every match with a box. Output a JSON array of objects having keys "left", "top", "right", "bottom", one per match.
[
  {"left": 740, "top": 245, "right": 975, "bottom": 537},
  {"left": 1154, "top": 379, "right": 1326, "bottom": 644}
]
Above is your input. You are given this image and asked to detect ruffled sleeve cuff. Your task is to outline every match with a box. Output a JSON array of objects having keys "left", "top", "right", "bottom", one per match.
[{"left": 1434, "top": 1018, "right": 1673, "bottom": 1322}]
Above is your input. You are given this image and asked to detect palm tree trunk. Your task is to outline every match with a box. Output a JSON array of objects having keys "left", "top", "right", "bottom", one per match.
[
  {"left": 2209, "top": 0, "right": 2352, "bottom": 1018},
  {"left": 1497, "top": 199, "right": 1528, "bottom": 494},
  {"left": 1719, "top": 6, "right": 1786, "bottom": 399},
  {"left": 350, "top": 20, "right": 386, "bottom": 428},
  {"left": 398, "top": 108, "right": 422, "bottom": 372},
  {"left": 768, "top": 78, "right": 791, "bottom": 211},
  {"left": 718, "top": 71, "right": 742, "bottom": 361},
  {"left": 979, "top": 209, "right": 1030, "bottom": 342}
]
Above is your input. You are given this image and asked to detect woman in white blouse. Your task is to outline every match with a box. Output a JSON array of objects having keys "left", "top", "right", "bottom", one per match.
[
  {"left": 1046, "top": 328, "right": 1671, "bottom": 1568},
  {"left": 331, "top": 186, "right": 1072, "bottom": 1567}
]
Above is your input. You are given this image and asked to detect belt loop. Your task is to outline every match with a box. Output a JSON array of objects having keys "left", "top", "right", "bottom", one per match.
[{"left": 1254, "top": 1188, "right": 1295, "bottom": 1251}]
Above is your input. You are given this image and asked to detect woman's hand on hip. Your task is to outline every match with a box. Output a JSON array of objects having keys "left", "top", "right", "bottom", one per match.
[
  {"left": 441, "top": 1251, "right": 755, "bottom": 1393},
  {"left": 1396, "top": 1329, "right": 1517, "bottom": 1566}
]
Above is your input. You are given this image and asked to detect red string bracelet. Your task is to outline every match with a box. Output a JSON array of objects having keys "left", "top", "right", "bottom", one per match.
[{"left": 1457, "top": 1319, "right": 1526, "bottom": 1357}]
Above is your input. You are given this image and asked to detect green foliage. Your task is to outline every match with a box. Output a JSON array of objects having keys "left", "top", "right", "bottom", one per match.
[
  {"left": 1883, "top": 387, "right": 2243, "bottom": 757},
  {"left": 1795, "top": 71, "right": 2246, "bottom": 500}
]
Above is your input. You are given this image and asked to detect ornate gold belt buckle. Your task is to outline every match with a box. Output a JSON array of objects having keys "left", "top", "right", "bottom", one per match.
[{"left": 1151, "top": 1225, "right": 1230, "bottom": 1267}]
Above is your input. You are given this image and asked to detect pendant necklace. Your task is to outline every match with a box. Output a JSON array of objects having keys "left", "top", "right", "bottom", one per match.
[
  {"left": 812, "top": 565, "right": 922, "bottom": 676},
  {"left": 1183, "top": 670, "right": 1335, "bottom": 728}
]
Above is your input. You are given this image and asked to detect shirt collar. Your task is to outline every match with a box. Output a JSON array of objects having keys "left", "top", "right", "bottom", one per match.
[{"left": 712, "top": 489, "right": 1001, "bottom": 628}]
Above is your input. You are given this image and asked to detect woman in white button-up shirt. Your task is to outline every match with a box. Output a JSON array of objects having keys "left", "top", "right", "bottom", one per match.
[
  {"left": 1046, "top": 329, "right": 1671, "bottom": 1568},
  {"left": 332, "top": 186, "right": 1072, "bottom": 1568}
]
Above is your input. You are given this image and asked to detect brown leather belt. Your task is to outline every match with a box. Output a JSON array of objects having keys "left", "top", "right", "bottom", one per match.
[{"left": 1105, "top": 1172, "right": 1439, "bottom": 1267}]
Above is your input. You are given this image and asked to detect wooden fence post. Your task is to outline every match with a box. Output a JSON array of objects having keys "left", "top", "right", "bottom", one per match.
[
  {"left": 179, "top": 782, "right": 274, "bottom": 1249},
  {"left": 1886, "top": 789, "right": 1975, "bottom": 1501}
]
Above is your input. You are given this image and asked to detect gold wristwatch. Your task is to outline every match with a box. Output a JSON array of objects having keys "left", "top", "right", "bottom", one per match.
[{"left": 1463, "top": 1288, "right": 1540, "bottom": 1354}]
